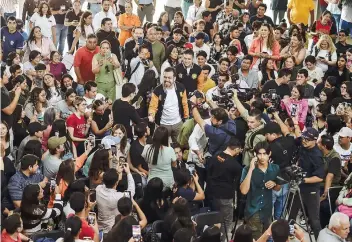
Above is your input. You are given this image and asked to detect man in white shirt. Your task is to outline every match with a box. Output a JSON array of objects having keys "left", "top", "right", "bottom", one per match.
[
  {"left": 186, "top": 0, "right": 205, "bottom": 25},
  {"left": 192, "top": 32, "right": 210, "bottom": 62},
  {"left": 334, "top": 127, "right": 352, "bottom": 174},
  {"left": 244, "top": 20, "right": 261, "bottom": 50},
  {"left": 93, "top": 0, "right": 117, "bottom": 31},
  {"left": 96, "top": 166, "right": 135, "bottom": 233},
  {"left": 83, "top": 81, "right": 105, "bottom": 114}
]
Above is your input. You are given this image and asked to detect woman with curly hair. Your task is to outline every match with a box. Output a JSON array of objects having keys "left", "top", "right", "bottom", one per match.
[
  {"left": 43, "top": 73, "right": 63, "bottom": 108},
  {"left": 157, "top": 11, "right": 171, "bottom": 35},
  {"left": 24, "top": 87, "right": 48, "bottom": 122},
  {"left": 311, "top": 34, "right": 338, "bottom": 73},
  {"left": 258, "top": 58, "right": 278, "bottom": 88},
  {"left": 248, "top": 23, "right": 280, "bottom": 71}
]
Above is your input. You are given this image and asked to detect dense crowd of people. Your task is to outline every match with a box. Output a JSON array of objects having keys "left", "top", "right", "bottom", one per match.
[{"left": 3, "top": 0, "right": 352, "bottom": 241}]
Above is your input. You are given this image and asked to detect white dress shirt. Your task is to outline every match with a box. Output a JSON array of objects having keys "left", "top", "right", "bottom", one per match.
[
  {"left": 93, "top": 10, "right": 117, "bottom": 31},
  {"left": 186, "top": 5, "right": 206, "bottom": 24}
]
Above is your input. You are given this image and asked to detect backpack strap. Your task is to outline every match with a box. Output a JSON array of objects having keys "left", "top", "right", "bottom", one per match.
[
  {"left": 130, "top": 61, "right": 141, "bottom": 77},
  {"left": 248, "top": 128, "right": 263, "bottom": 150}
]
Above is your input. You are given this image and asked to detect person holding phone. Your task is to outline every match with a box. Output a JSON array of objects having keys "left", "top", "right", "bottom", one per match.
[
  {"left": 64, "top": 0, "right": 83, "bottom": 52},
  {"left": 240, "top": 141, "right": 280, "bottom": 240},
  {"left": 92, "top": 40, "right": 120, "bottom": 101},
  {"left": 311, "top": 34, "right": 337, "bottom": 74}
]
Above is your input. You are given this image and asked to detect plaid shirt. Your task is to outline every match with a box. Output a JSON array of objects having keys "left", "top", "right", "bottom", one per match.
[
  {"left": 209, "top": 43, "right": 227, "bottom": 64},
  {"left": 216, "top": 10, "right": 238, "bottom": 37}
]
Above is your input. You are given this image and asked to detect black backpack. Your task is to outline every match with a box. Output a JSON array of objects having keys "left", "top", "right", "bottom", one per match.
[{"left": 124, "top": 62, "right": 141, "bottom": 81}]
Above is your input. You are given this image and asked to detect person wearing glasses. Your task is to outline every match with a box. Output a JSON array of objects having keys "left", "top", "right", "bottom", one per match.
[
  {"left": 335, "top": 29, "right": 352, "bottom": 57},
  {"left": 92, "top": 40, "right": 120, "bottom": 101}
]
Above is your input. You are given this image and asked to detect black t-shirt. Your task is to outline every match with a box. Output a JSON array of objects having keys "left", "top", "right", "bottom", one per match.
[
  {"left": 261, "top": 80, "right": 291, "bottom": 99},
  {"left": 234, "top": 117, "right": 248, "bottom": 143},
  {"left": 48, "top": 0, "right": 72, "bottom": 24},
  {"left": 13, "top": 122, "right": 28, "bottom": 147},
  {"left": 335, "top": 42, "right": 352, "bottom": 57},
  {"left": 206, "top": 152, "right": 242, "bottom": 199},
  {"left": 1, "top": 87, "right": 13, "bottom": 129},
  {"left": 270, "top": 135, "right": 296, "bottom": 171},
  {"left": 92, "top": 109, "right": 111, "bottom": 139},
  {"left": 65, "top": 9, "right": 83, "bottom": 33},
  {"left": 326, "top": 157, "right": 341, "bottom": 185},
  {"left": 204, "top": 21, "right": 214, "bottom": 42},
  {"left": 130, "top": 139, "right": 148, "bottom": 171},
  {"left": 250, "top": 15, "right": 274, "bottom": 27},
  {"left": 112, "top": 99, "right": 141, "bottom": 139}
]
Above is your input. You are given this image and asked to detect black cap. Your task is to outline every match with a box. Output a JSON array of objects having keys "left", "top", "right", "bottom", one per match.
[
  {"left": 262, "top": 122, "right": 282, "bottom": 135},
  {"left": 302, "top": 127, "right": 319, "bottom": 141},
  {"left": 28, "top": 122, "right": 47, "bottom": 136}
]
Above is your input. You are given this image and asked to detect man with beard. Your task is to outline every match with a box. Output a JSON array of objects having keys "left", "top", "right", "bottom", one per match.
[
  {"left": 96, "top": 18, "right": 121, "bottom": 61},
  {"left": 149, "top": 67, "right": 189, "bottom": 142}
]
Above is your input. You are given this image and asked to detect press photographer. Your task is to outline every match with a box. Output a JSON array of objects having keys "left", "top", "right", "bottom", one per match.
[
  {"left": 190, "top": 95, "right": 237, "bottom": 156},
  {"left": 287, "top": 127, "right": 325, "bottom": 239},
  {"left": 261, "top": 68, "right": 292, "bottom": 99}
]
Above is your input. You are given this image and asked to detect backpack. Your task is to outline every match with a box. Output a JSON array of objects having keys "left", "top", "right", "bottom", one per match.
[{"left": 247, "top": 128, "right": 264, "bottom": 151}]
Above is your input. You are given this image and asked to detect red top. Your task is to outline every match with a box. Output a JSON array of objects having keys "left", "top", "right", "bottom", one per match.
[
  {"left": 68, "top": 214, "right": 95, "bottom": 240},
  {"left": 1, "top": 231, "right": 21, "bottom": 242},
  {"left": 73, "top": 46, "right": 100, "bottom": 84},
  {"left": 66, "top": 113, "right": 87, "bottom": 146},
  {"left": 313, "top": 20, "right": 332, "bottom": 44}
]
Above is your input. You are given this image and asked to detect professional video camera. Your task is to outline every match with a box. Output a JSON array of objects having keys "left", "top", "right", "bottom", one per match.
[
  {"left": 262, "top": 89, "right": 281, "bottom": 114},
  {"left": 283, "top": 165, "right": 307, "bottom": 184},
  {"left": 212, "top": 88, "right": 234, "bottom": 110}
]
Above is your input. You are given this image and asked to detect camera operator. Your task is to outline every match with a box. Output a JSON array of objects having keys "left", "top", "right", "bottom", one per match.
[
  {"left": 287, "top": 127, "right": 324, "bottom": 240},
  {"left": 262, "top": 122, "right": 296, "bottom": 220},
  {"left": 261, "top": 68, "right": 292, "bottom": 99},
  {"left": 256, "top": 219, "right": 307, "bottom": 242},
  {"left": 190, "top": 97, "right": 236, "bottom": 156},
  {"left": 240, "top": 141, "right": 280, "bottom": 240},
  {"left": 205, "top": 137, "right": 243, "bottom": 241},
  {"left": 317, "top": 135, "right": 341, "bottom": 228},
  {"left": 205, "top": 73, "right": 229, "bottom": 102},
  {"left": 232, "top": 90, "right": 266, "bottom": 166}
]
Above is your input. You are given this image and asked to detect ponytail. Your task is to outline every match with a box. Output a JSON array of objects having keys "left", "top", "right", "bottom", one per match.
[{"left": 63, "top": 216, "right": 82, "bottom": 242}]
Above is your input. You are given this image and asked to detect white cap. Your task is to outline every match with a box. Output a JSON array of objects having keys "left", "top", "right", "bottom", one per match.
[
  {"left": 101, "top": 136, "right": 121, "bottom": 149},
  {"left": 338, "top": 127, "right": 352, "bottom": 138}
]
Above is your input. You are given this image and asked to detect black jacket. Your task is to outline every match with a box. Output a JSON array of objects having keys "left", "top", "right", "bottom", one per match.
[
  {"left": 124, "top": 38, "right": 153, "bottom": 63},
  {"left": 96, "top": 29, "right": 121, "bottom": 61}
]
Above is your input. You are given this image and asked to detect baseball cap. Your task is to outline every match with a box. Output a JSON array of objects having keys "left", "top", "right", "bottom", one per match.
[
  {"left": 262, "top": 122, "right": 282, "bottom": 135},
  {"left": 338, "top": 127, "right": 352, "bottom": 138},
  {"left": 101, "top": 136, "right": 121, "bottom": 149},
  {"left": 184, "top": 42, "right": 193, "bottom": 49},
  {"left": 28, "top": 122, "right": 47, "bottom": 135},
  {"left": 48, "top": 136, "right": 67, "bottom": 150},
  {"left": 302, "top": 127, "right": 319, "bottom": 141},
  {"left": 195, "top": 32, "right": 205, "bottom": 39}
]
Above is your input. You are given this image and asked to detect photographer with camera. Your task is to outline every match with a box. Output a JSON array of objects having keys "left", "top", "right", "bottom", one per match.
[
  {"left": 317, "top": 135, "right": 342, "bottom": 228},
  {"left": 190, "top": 96, "right": 237, "bottom": 157},
  {"left": 205, "top": 137, "right": 243, "bottom": 241},
  {"left": 262, "top": 122, "right": 296, "bottom": 220},
  {"left": 206, "top": 73, "right": 229, "bottom": 102},
  {"left": 262, "top": 68, "right": 292, "bottom": 99},
  {"left": 287, "top": 127, "right": 324, "bottom": 240},
  {"left": 232, "top": 90, "right": 266, "bottom": 166},
  {"left": 240, "top": 141, "right": 280, "bottom": 240},
  {"left": 256, "top": 219, "right": 307, "bottom": 242}
]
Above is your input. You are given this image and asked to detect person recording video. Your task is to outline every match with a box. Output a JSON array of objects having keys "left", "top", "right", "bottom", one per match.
[{"left": 287, "top": 127, "right": 324, "bottom": 239}]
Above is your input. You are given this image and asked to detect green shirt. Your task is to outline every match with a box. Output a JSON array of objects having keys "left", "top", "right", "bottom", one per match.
[{"left": 94, "top": 53, "right": 115, "bottom": 83}]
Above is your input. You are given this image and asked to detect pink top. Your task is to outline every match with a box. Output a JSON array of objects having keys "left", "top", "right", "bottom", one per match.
[
  {"left": 280, "top": 98, "right": 308, "bottom": 129},
  {"left": 23, "top": 37, "right": 56, "bottom": 62},
  {"left": 249, "top": 37, "right": 280, "bottom": 69}
]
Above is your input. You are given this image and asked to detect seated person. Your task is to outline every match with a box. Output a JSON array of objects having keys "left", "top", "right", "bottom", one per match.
[
  {"left": 1, "top": 214, "right": 30, "bottom": 242},
  {"left": 114, "top": 197, "right": 147, "bottom": 229}
]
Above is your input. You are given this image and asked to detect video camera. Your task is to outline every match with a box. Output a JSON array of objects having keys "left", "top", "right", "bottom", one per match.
[
  {"left": 262, "top": 89, "right": 281, "bottom": 114},
  {"left": 283, "top": 165, "right": 307, "bottom": 185}
]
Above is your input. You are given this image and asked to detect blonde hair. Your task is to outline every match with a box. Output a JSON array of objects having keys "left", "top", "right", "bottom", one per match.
[{"left": 316, "top": 34, "right": 336, "bottom": 53}]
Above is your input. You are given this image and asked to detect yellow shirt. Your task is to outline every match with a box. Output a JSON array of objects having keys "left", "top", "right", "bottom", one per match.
[
  {"left": 202, "top": 78, "right": 216, "bottom": 93},
  {"left": 287, "top": 0, "right": 314, "bottom": 26}
]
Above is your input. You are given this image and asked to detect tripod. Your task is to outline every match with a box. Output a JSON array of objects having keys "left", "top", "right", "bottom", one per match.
[{"left": 281, "top": 180, "right": 313, "bottom": 242}]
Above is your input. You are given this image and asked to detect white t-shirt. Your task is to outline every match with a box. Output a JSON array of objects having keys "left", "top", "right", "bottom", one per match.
[
  {"left": 342, "top": 5, "right": 352, "bottom": 23},
  {"left": 160, "top": 88, "right": 181, "bottom": 125},
  {"left": 334, "top": 143, "right": 352, "bottom": 167},
  {"left": 252, "top": 46, "right": 272, "bottom": 71},
  {"left": 84, "top": 93, "right": 105, "bottom": 113},
  {"left": 30, "top": 13, "right": 56, "bottom": 39},
  {"left": 303, "top": 66, "right": 324, "bottom": 84},
  {"left": 76, "top": 25, "right": 95, "bottom": 47},
  {"left": 313, "top": 49, "right": 337, "bottom": 73}
]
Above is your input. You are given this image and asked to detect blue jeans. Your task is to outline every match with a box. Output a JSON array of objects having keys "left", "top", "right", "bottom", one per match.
[
  {"left": 181, "top": 0, "right": 192, "bottom": 18},
  {"left": 4, "top": 12, "right": 16, "bottom": 20},
  {"left": 340, "top": 19, "right": 352, "bottom": 36},
  {"left": 272, "top": 183, "right": 289, "bottom": 220},
  {"left": 89, "top": 3, "right": 102, "bottom": 16},
  {"left": 55, "top": 24, "right": 68, "bottom": 54},
  {"left": 333, "top": 14, "right": 341, "bottom": 31}
]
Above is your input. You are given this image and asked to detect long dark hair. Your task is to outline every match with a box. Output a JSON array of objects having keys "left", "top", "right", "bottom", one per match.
[
  {"left": 26, "top": 87, "right": 47, "bottom": 113},
  {"left": 80, "top": 11, "right": 94, "bottom": 39},
  {"left": 6, "top": 52, "right": 19, "bottom": 66},
  {"left": 165, "top": 197, "right": 194, "bottom": 235},
  {"left": 163, "top": 44, "right": 178, "bottom": 65},
  {"left": 56, "top": 159, "right": 76, "bottom": 185},
  {"left": 105, "top": 216, "right": 139, "bottom": 242},
  {"left": 43, "top": 73, "right": 61, "bottom": 100},
  {"left": 157, "top": 11, "right": 171, "bottom": 30},
  {"left": 146, "top": 126, "right": 169, "bottom": 165},
  {"left": 326, "top": 114, "right": 343, "bottom": 136},
  {"left": 28, "top": 26, "right": 41, "bottom": 43},
  {"left": 88, "top": 149, "right": 110, "bottom": 181},
  {"left": 50, "top": 119, "right": 74, "bottom": 154},
  {"left": 138, "top": 69, "right": 157, "bottom": 94},
  {"left": 260, "top": 58, "right": 275, "bottom": 84},
  {"left": 63, "top": 216, "right": 82, "bottom": 242},
  {"left": 38, "top": 2, "right": 52, "bottom": 17},
  {"left": 63, "top": 180, "right": 86, "bottom": 205},
  {"left": 13, "top": 104, "right": 25, "bottom": 126},
  {"left": 143, "top": 177, "right": 164, "bottom": 208},
  {"left": 112, "top": 124, "right": 127, "bottom": 154}
]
